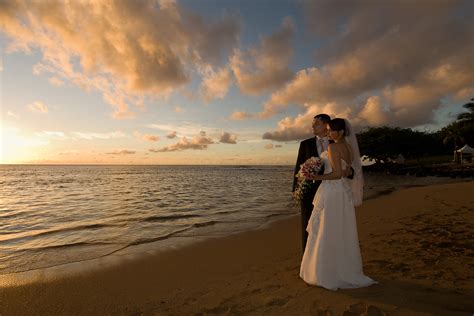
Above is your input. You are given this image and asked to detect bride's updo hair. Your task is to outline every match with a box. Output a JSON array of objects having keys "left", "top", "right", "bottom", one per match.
[{"left": 328, "top": 118, "right": 348, "bottom": 136}]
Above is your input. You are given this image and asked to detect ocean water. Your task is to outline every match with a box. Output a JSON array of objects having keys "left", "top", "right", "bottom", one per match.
[
  {"left": 0, "top": 164, "right": 461, "bottom": 275},
  {"left": 0, "top": 165, "right": 297, "bottom": 274}
]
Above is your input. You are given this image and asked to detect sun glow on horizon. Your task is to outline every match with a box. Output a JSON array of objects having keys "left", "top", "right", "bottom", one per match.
[{"left": 0, "top": 125, "right": 49, "bottom": 164}]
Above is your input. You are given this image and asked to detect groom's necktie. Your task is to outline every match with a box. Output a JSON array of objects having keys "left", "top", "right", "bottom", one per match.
[
  {"left": 322, "top": 138, "right": 329, "bottom": 151},
  {"left": 317, "top": 138, "right": 325, "bottom": 155}
]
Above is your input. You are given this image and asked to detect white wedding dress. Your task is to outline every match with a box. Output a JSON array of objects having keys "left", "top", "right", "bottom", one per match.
[{"left": 299, "top": 151, "right": 377, "bottom": 290}]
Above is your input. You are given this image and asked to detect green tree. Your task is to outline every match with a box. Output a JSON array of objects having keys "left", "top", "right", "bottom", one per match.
[
  {"left": 437, "top": 120, "right": 474, "bottom": 152},
  {"left": 357, "top": 127, "right": 440, "bottom": 164},
  {"left": 441, "top": 125, "right": 464, "bottom": 162},
  {"left": 457, "top": 98, "right": 474, "bottom": 122}
]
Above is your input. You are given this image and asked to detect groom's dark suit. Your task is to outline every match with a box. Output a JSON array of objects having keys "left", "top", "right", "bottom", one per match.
[{"left": 293, "top": 137, "right": 328, "bottom": 253}]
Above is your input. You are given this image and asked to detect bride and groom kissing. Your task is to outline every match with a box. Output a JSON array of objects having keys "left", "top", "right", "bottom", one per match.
[{"left": 292, "top": 114, "right": 377, "bottom": 291}]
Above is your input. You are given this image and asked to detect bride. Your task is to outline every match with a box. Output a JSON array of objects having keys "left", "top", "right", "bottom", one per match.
[{"left": 299, "top": 118, "right": 377, "bottom": 290}]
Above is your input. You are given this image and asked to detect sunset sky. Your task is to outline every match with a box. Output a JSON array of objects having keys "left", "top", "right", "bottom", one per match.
[{"left": 1, "top": 0, "right": 473, "bottom": 165}]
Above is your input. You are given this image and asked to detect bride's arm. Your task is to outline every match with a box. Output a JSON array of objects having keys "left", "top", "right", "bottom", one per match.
[{"left": 312, "top": 145, "right": 344, "bottom": 181}]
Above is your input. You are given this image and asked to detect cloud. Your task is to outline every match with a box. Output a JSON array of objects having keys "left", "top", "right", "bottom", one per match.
[
  {"left": 27, "top": 101, "right": 48, "bottom": 113},
  {"left": 262, "top": 110, "right": 315, "bottom": 142},
  {"left": 229, "top": 110, "right": 254, "bottom": 121},
  {"left": 36, "top": 131, "right": 66, "bottom": 139},
  {"left": 262, "top": 103, "right": 352, "bottom": 142},
  {"left": 166, "top": 131, "right": 177, "bottom": 139},
  {"left": 260, "top": 0, "right": 473, "bottom": 128},
  {"left": 147, "top": 122, "right": 216, "bottom": 138},
  {"left": 358, "top": 96, "right": 390, "bottom": 126},
  {"left": 230, "top": 16, "right": 295, "bottom": 95},
  {"left": 105, "top": 150, "right": 136, "bottom": 155},
  {"left": 134, "top": 131, "right": 160, "bottom": 142},
  {"left": 200, "top": 66, "right": 232, "bottom": 102},
  {"left": 48, "top": 77, "right": 64, "bottom": 87},
  {"left": 142, "top": 134, "right": 160, "bottom": 142},
  {"left": 0, "top": 0, "right": 240, "bottom": 118},
  {"left": 150, "top": 131, "right": 214, "bottom": 152},
  {"left": 58, "top": 150, "right": 80, "bottom": 155},
  {"left": 7, "top": 111, "right": 19, "bottom": 119},
  {"left": 219, "top": 132, "right": 237, "bottom": 144},
  {"left": 72, "top": 131, "right": 126, "bottom": 140}
]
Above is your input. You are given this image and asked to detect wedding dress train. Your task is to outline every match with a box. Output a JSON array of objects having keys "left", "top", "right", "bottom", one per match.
[{"left": 299, "top": 151, "right": 377, "bottom": 290}]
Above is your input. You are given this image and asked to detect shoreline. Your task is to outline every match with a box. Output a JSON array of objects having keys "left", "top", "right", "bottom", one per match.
[
  {"left": 0, "top": 213, "right": 300, "bottom": 286},
  {"left": 1, "top": 181, "right": 473, "bottom": 315},
  {"left": 1, "top": 174, "right": 470, "bottom": 277}
]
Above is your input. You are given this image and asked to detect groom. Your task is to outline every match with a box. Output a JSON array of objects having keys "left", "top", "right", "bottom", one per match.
[{"left": 293, "top": 114, "right": 331, "bottom": 253}]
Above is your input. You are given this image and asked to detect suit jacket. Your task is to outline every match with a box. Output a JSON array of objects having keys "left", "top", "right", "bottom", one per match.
[{"left": 292, "top": 137, "right": 320, "bottom": 193}]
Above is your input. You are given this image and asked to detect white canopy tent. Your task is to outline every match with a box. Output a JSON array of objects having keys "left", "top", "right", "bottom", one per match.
[{"left": 456, "top": 145, "right": 474, "bottom": 163}]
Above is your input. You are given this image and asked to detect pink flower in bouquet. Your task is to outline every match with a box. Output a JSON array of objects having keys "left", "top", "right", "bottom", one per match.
[
  {"left": 297, "top": 157, "right": 323, "bottom": 181},
  {"left": 293, "top": 157, "right": 323, "bottom": 204}
]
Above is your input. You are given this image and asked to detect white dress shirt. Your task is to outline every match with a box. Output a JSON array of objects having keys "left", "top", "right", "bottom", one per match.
[{"left": 316, "top": 136, "right": 329, "bottom": 156}]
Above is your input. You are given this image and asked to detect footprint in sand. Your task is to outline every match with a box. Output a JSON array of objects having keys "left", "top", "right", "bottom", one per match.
[
  {"left": 342, "top": 311, "right": 361, "bottom": 316},
  {"left": 389, "top": 262, "right": 411, "bottom": 272},
  {"left": 264, "top": 296, "right": 288, "bottom": 307},
  {"left": 316, "top": 309, "right": 333, "bottom": 316},
  {"left": 348, "top": 302, "right": 367, "bottom": 313},
  {"left": 412, "top": 274, "right": 429, "bottom": 279},
  {"left": 342, "top": 303, "right": 385, "bottom": 316},
  {"left": 264, "top": 284, "right": 281, "bottom": 292},
  {"left": 367, "top": 305, "right": 386, "bottom": 316}
]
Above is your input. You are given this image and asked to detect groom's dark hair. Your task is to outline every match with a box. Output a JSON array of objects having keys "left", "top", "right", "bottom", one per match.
[{"left": 314, "top": 114, "right": 331, "bottom": 123}]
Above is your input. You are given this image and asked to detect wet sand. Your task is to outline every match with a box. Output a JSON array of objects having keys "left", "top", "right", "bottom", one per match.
[{"left": 0, "top": 181, "right": 473, "bottom": 315}]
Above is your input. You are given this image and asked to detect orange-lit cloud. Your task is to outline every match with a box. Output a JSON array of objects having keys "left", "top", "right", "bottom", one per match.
[
  {"left": 48, "top": 77, "right": 64, "bottom": 87},
  {"left": 150, "top": 131, "right": 214, "bottom": 152},
  {"left": 58, "top": 150, "right": 80, "bottom": 155},
  {"left": 200, "top": 66, "right": 232, "bottom": 103},
  {"left": 134, "top": 131, "right": 160, "bottom": 142},
  {"left": 105, "top": 150, "right": 136, "bottom": 155},
  {"left": 358, "top": 96, "right": 390, "bottom": 126},
  {"left": 230, "top": 111, "right": 254, "bottom": 121},
  {"left": 143, "top": 135, "right": 160, "bottom": 142},
  {"left": 262, "top": 103, "right": 353, "bottom": 141},
  {"left": 230, "top": 17, "right": 294, "bottom": 96},
  {"left": 27, "top": 101, "right": 48, "bottom": 113},
  {"left": 260, "top": 0, "right": 473, "bottom": 131},
  {"left": 0, "top": 0, "right": 239, "bottom": 118}
]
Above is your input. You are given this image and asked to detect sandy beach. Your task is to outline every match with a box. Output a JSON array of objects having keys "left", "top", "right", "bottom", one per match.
[{"left": 0, "top": 181, "right": 473, "bottom": 315}]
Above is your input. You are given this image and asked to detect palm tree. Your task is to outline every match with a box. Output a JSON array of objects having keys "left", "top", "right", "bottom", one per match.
[
  {"left": 457, "top": 98, "right": 474, "bottom": 122},
  {"left": 442, "top": 125, "right": 465, "bottom": 162}
]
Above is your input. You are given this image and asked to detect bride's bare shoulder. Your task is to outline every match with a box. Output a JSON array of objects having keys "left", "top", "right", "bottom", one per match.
[
  {"left": 328, "top": 143, "right": 344, "bottom": 151},
  {"left": 328, "top": 143, "right": 343, "bottom": 156}
]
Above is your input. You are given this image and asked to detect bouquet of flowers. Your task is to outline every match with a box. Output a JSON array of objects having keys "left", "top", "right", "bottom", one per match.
[{"left": 293, "top": 156, "right": 324, "bottom": 204}]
